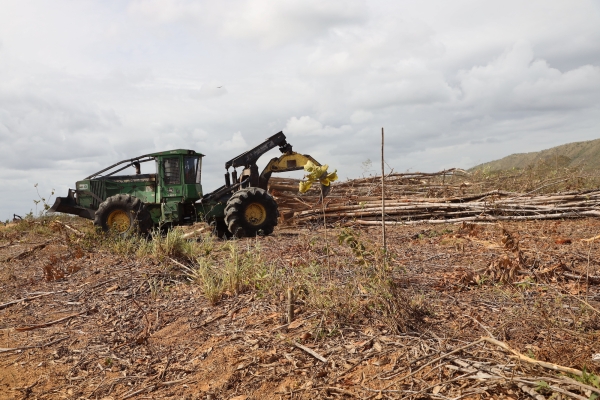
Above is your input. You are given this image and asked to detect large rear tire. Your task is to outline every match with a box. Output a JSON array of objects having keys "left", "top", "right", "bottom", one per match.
[
  {"left": 94, "top": 194, "right": 153, "bottom": 236},
  {"left": 224, "top": 188, "right": 278, "bottom": 238}
]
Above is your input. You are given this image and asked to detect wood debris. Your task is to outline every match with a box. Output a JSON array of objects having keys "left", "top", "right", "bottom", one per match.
[
  {"left": 269, "top": 172, "right": 600, "bottom": 225},
  {"left": 1, "top": 204, "right": 600, "bottom": 399}
]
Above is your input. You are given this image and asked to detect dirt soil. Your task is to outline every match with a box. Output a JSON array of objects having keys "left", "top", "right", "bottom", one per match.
[{"left": 1, "top": 218, "right": 600, "bottom": 400}]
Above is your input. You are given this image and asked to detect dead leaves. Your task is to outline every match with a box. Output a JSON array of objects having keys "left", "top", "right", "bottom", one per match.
[
  {"left": 443, "top": 266, "right": 477, "bottom": 286},
  {"left": 441, "top": 227, "right": 523, "bottom": 286},
  {"left": 287, "top": 319, "right": 304, "bottom": 330},
  {"left": 486, "top": 255, "right": 521, "bottom": 283},
  {"left": 484, "top": 226, "right": 525, "bottom": 284},
  {"left": 457, "top": 222, "right": 482, "bottom": 237},
  {"left": 500, "top": 226, "right": 520, "bottom": 252},
  {"left": 43, "top": 262, "right": 66, "bottom": 281},
  {"left": 535, "top": 262, "right": 567, "bottom": 280},
  {"left": 42, "top": 247, "right": 85, "bottom": 281}
]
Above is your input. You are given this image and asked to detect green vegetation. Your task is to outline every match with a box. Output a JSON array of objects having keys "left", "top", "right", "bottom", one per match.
[
  {"left": 571, "top": 368, "right": 600, "bottom": 392},
  {"left": 471, "top": 138, "right": 600, "bottom": 173},
  {"left": 456, "top": 138, "right": 600, "bottom": 196}
]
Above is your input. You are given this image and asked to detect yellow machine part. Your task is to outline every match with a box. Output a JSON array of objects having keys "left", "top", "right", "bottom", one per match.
[
  {"left": 244, "top": 202, "right": 267, "bottom": 225},
  {"left": 263, "top": 153, "right": 322, "bottom": 173},
  {"left": 107, "top": 209, "right": 131, "bottom": 233}
]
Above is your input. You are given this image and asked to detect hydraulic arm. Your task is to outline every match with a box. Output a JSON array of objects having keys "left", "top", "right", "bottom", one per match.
[{"left": 221, "top": 131, "right": 326, "bottom": 191}]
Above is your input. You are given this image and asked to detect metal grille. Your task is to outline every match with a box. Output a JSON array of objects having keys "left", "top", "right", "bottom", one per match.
[
  {"left": 163, "top": 158, "right": 181, "bottom": 185},
  {"left": 90, "top": 180, "right": 106, "bottom": 208}
]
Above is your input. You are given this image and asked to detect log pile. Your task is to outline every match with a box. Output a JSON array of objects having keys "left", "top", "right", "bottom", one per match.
[{"left": 268, "top": 169, "right": 600, "bottom": 225}]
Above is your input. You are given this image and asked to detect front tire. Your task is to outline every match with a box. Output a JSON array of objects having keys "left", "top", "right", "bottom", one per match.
[
  {"left": 224, "top": 188, "right": 278, "bottom": 238},
  {"left": 94, "top": 194, "right": 153, "bottom": 236}
]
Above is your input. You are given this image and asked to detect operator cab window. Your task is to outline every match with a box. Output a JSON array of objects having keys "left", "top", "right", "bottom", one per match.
[
  {"left": 163, "top": 158, "right": 181, "bottom": 185},
  {"left": 184, "top": 156, "right": 201, "bottom": 184}
]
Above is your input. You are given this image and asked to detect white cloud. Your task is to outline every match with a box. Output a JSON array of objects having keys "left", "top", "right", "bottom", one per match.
[
  {"left": 350, "top": 67, "right": 458, "bottom": 109},
  {"left": 126, "top": 0, "right": 368, "bottom": 47},
  {"left": 216, "top": 131, "right": 248, "bottom": 151},
  {"left": 0, "top": 89, "right": 117, "bottom": 170},
  {"left": 458, "top": 41, "right": 600, "bottom": 112},
  {"left": 1, "top": 0, "right": 600, "bottom": 219},
  {"left": 285, "top": 116, "right": 352, "bottom": 136},
  {"left": 350, "top": 110, "right": 373, "bottom": 124},
  {"left": 220, "top": 0, "right": 368, "bottom": 47},
  {"left": 127, "top": 0, "right": 204, "bottom": 24},
  {"left": 189, "top": 83, "right": 228, "bottom": 100}
]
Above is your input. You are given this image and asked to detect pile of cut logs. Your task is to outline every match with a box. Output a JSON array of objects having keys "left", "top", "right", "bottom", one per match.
[{"left": 268, "top": 169, "right": 600, "bottom": 225}]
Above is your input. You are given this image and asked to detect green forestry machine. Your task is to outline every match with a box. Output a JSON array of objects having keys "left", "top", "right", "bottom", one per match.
[{"left": 49, "top": 132, "right": 330, "bottom": 238}]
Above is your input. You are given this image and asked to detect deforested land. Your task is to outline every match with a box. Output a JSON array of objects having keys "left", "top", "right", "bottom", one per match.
[{"left": 2, "top": 146, "right": 600, "bottom": 399}]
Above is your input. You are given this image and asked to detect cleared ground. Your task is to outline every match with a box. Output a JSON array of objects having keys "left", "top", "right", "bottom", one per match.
[{"left": 1, "top": 216, "right": 600, "bottom": 400}]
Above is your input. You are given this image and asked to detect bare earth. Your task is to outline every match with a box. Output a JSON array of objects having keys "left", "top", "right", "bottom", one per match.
[{"left": 1, "top": 217, "right": 599, "bottom": 400}]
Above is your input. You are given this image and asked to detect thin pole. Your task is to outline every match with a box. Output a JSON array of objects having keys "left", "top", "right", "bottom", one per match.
[
  {"left": 381, "top": 127, "right": 387, "bottom": 259},
  {"left": 321, "top": 185, "right": 332, "bottom": 281}
]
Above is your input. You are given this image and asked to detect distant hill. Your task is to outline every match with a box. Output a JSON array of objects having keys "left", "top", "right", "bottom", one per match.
[{"left": 471, "top": 138, "right": 600, "bottom": 172}]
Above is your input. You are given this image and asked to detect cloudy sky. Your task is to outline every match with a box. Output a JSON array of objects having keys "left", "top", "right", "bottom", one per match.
[{"left": 1, "top": 0, "right": 600, "bottom": 220}]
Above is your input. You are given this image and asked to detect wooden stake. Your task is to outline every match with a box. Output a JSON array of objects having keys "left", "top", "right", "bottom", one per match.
[
  {"left": 320, "top": 184, "right": 332, "bottom": 281},
  {"left": 287, "top": 287, "right": 294, "bottom": 324},
  {"left": 381, "top": 127, "right": 387, "bottom": 258}
]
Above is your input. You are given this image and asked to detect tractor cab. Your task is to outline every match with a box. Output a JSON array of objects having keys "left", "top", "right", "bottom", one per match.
[
  {"left": 149, "top": 150, "right": 204, "bottom": 223},
  {"left": 148, "top": 150, "right": 204, "bottom": 202}
]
